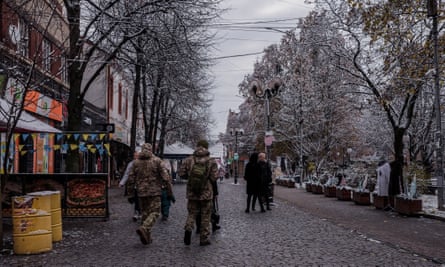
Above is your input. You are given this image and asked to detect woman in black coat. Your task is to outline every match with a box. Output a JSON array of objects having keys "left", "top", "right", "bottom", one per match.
[
  {"left": 244, "top": 152, "right": 259, "bottom": 213},
  {"left": 257, "top": 152, "right": 272, "bottom": 211}
]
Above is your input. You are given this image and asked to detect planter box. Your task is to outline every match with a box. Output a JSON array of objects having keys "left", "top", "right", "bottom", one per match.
[
  {"left": 287, "top": 180, "right": 295, "bottom": 188},
  {"left": 372, "top": 194, "right": 388, "bottom": 209},
  {"left": 394, "top": 197, "right": 422, "bottom": 216},
  {"left": 324, "top": 186, "right": 337, "bottom": 197},
  {"left": 305, "top": 183, "right": 312, "bottom": 192},
  {"left": 353, "top": 191, "right": 371, "bottom": 205},
  {"left": 336, "top": 188, "right": 352, "bottom": 201},
  {"left": 311, "top": 184, "right": 323, "bottom": 194}
]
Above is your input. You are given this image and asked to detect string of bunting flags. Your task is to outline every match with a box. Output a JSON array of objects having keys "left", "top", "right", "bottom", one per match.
[{"left": 0, "top": 132, "right": 111, "bottom": 156}]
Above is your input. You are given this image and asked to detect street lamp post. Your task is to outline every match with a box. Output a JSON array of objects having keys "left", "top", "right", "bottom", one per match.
[
  {"left": 250, "top": 78, "right": 283, "bottom": 162},
  {"left": 428, "top": 0, "right": 444, "bottom": 210},
  {"left": 230, "top": 128, "right": 243, "bottom": 184}
]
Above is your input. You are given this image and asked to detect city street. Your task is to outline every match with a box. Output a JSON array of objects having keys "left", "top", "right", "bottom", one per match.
[{"left": 1, "top": 179, "right": 444, "bottom": 266}]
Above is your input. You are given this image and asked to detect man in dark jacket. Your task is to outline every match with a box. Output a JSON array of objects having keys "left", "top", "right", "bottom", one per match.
[
  {"left": 127, "top": 143, "right": 172, "bottom": 245},
  {"left": 244, "top": 152, "right": 259, "bottom": 213},
  {"left": 178, "top": 139, "right": 218, "bottom": 246}
]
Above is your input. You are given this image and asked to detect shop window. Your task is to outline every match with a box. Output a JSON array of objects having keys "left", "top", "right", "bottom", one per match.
[{"left": 19, "top": 135, "right": 34, "bottom": 173}]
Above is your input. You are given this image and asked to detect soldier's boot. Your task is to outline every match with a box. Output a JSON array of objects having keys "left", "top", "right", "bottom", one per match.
[
  {"left": 200, "top": 240, "right": 211, "bottom": 246},
  {"left": 136, "top": 227, "right": 151, "bottom": 245}
]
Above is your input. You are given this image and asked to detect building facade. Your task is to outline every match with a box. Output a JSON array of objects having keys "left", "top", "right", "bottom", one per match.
[
  {"left": 0, "top": 1, "right": 134, "bottom": 175},
  {"left": 0, "top": 0, "right": 68, "bottom": 174}
]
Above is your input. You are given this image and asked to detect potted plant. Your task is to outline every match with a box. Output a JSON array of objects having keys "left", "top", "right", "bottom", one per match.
[
  {"left": 323, "top": 175, "right": 337, "bottom": 197},
  {"left": 336, "top": 186, "right": 352, "bottom": 201},
  {"left": 305, "top": 182, "right": 312, "bottom": 192},
  {"left": 311, "top": 182, "right": 323, "bottom": 194},
  {"left": 394, "top": 175, "right": 422, "bottom": 216},
  {"left": 335, "top": 173, "right": 352, "bottom": 201},
  {"left": 372, "top": 193, "right": 389, "bottom": 209},
  {"left": 352, "top": 175, "right": 371, "bottom": 205},
  {"left": 305, "top": 176, "right": 315, "bottom": 192}
]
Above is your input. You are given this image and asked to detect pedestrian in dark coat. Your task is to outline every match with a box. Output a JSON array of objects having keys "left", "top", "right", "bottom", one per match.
[
  {"left": 244, "top": 152, "right": 259, "bottom": 213},
  {"left": 257, "top": 152, "right": 272, "bottom": 212}
]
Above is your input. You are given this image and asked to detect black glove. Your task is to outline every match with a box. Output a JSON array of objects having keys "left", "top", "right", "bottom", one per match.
[{"left": 168, "top": 195, "right": 176, "bottom": 203}]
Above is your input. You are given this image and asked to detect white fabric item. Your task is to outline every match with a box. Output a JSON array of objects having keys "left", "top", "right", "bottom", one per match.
[
  {"left": 119, "top": 160, "right": 134, "bottom": 186},
  {"left": 376, "top": 162, "right": 391, "bottom": 196}
]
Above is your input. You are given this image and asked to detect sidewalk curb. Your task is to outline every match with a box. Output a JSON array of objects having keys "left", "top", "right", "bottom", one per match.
[{"left": 419, "top": 212, "right": 445, "bottom": 222}]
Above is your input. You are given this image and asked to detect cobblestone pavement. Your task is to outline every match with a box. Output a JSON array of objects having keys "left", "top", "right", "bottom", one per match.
[{"left": 1, "top": 179, "right": 444, "bottom": 266}]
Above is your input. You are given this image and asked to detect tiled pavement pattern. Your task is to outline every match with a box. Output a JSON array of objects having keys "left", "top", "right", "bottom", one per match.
[{"left": 1, "top": 179, "right": 444, "bottom": 266}]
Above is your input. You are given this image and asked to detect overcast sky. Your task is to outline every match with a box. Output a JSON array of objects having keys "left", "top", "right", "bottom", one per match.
[{"left": 208, "top": 0, "right": 314, "bottom": 138}]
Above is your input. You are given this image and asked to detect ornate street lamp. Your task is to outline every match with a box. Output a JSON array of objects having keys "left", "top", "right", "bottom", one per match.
[
  {"left": 230, "top": 128, "right": 243, "bottom": 184},
  {"left": 428, "top": 0, "right": 444, "bottom": 210},
  {"left": 249, "top": 78, "right": 283, "bottom": 161}
]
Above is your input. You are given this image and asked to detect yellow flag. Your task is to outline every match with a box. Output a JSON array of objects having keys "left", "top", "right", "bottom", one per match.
[
  {"left": 70, "top": 144, "right": 78, "bottom": 150},
  {"left": 104, "top": 143, "right": 111, "bottom": 156}
]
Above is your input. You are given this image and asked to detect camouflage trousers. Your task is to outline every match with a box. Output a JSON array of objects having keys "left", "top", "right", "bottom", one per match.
[
  {"left": 184, "top": 199, "right": 212, "bottom": 242},
  {"left": 139, "top": 196, "right": 161, "bottom": 235}
]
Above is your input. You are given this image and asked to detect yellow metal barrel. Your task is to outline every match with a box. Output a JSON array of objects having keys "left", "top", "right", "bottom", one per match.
[
  {"left": 49, "top": 191, "right": 63, "bottom": 241},
  {"left": 12, "top": 196, "right": 52, "bottom": 254},
  {"left": 28, "top": 191, "right": 63, "bottom": 242}
]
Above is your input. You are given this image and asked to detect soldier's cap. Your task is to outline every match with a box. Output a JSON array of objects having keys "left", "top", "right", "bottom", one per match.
[
  {"left": 141, "top": 143, "right": 152, "bottom": 153},
  {"left": 196, "top": 139, "right": 209, "bottom": 149}
]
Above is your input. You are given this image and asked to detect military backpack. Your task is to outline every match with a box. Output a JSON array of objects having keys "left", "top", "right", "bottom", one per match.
[{"left": 188, "top": 157, "right": 209, "bottom": 194}]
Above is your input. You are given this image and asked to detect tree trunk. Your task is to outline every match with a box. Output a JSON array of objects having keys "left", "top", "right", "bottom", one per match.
[
  {"left": 390, "top": 127, "right": 406, "bottom": 195},
  {"left": 65, "top": 2, "right": 83, "bottom": 173},
  {"left": 65, "top": 69, "right": 83, "bottom": 172},
  {"left": 130, "top": 50, "right": 142, "bottom": 152}
]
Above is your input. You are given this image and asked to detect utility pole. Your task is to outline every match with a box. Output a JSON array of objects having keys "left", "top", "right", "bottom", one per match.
[
  {"left": 428, "top": 0, "right": 444, "bottom": 210},
  {"left": 299, "top": 81, "right": 304, "bottom": 186}
]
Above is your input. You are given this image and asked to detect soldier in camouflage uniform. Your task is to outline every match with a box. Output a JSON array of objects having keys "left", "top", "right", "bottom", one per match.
[
  {"left": 179, "top": 139, "right": 218, "bottom": 246},
  {"left": 127, "top": 143, "right": 172, "bottom": 245}
]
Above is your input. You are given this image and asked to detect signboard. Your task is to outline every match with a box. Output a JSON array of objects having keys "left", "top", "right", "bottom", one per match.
[
  {"left": 24, "top": 90, "right": 63, "bottom": 122},
  {"left": 2, "top": 173, "right": 108, "bottom": 218}
]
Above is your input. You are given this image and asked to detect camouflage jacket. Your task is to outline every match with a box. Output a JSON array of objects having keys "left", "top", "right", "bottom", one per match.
[
  {"left": 178, "top": 147, "right": 218, "bottom": 200},
  {"left": 127, "top": 152, "right": 171, "bottom": 198}
]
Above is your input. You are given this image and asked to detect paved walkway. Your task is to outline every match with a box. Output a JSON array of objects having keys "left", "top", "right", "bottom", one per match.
[
  {"left": 1, "top": 179, "right": 444, "bottom": 266},
  {"left": 274, "top": 184, "right": 445, "bottom": 264}
]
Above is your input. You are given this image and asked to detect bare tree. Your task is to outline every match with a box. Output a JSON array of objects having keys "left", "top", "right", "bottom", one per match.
[
  {"left": 112, "top": 0, "right": 221, "bottom": 152},
  {"left": 314, "top": 0, "right": 436, "bottom": 191}
]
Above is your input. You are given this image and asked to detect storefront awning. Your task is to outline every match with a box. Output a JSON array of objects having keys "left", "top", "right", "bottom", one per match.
[{"left": 0, "top": 98, "right": 61, "bottom": 133}]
